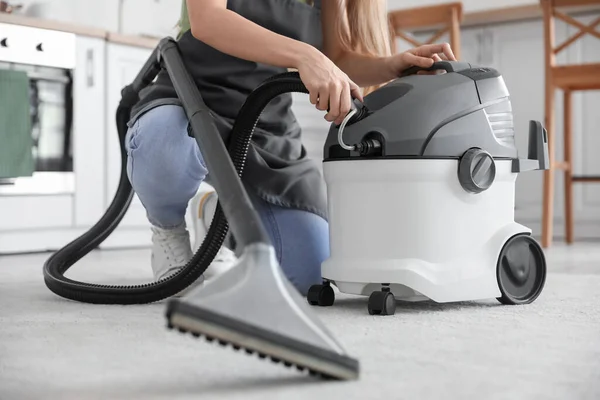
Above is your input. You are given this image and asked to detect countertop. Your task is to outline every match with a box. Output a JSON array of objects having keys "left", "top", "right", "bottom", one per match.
[
  {"left": 0, "top": 13, "right": 160, "bottom": 48},
  {"left": 1, "top": 3, "right": 600, "bottom": 49}
]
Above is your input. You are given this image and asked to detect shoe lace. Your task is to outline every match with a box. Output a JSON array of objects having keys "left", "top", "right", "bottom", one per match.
[{"left": 155, "top": 229, "right": 190, "bottom": 265}]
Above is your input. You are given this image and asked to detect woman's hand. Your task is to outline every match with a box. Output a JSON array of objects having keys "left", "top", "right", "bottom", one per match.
[
  {"left": 387, "top": 43, "right": 457, "bottom": 76},
  {"left": 187, "top": 0, "right": 360, "bottom": 126},
  {"left": 296, "top": 47, "right": 364, "bottom": 125}
]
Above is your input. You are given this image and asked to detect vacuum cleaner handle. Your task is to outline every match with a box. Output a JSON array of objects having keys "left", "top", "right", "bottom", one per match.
[
  {"left": 400, "top": 61, "right": 471, "bottom": 77},
  {"left": 512, "top": 120, "right": 550, "bottom": 173}
]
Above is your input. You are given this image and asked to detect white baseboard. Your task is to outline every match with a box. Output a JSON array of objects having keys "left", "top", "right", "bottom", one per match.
[
  {"left": 0, "top": 229, "right": 83, "bottom": 254},
  {"left": 0, "top": 227, "right": 151, "bottom": 255},
  {"left": 516, "top": 218, "right": 600, "bottom": 242},
  {"left": 2, "top": 217, "right": 598, "bottom": 256}
]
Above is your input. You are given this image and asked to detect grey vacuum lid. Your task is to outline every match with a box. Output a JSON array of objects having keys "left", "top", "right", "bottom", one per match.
[{"left": 323, "top": 61, "right": 519, "bottom": 160}]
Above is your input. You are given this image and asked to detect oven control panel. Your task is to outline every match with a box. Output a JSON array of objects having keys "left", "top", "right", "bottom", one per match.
[{"left": 0, "top": 22, "right": 76, "bottom": 69}]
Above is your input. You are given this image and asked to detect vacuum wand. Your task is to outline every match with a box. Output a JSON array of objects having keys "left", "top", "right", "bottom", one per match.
[
  {"left": 160, "top": 47, "right": 360, "bottom": 379},
  {"left": 43, "top": 36, "right": 360, "bottom": 379},
  {"left": 158, "top": 38, "right": 271, "bottom": 249}
]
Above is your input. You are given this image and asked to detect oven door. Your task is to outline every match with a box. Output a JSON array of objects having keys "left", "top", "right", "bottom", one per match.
[
  {"left": 0, "top": 22, "right": 75, "bottom": 196},
  {"left": 0, "top": 22, "right": 78, "bottom": 244},
  {"left": 0, "top": 62, "right": 74, "bottom": 184}
]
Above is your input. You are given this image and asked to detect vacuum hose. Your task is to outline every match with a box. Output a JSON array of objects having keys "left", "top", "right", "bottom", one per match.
[{"left": 42, "top": 72, "right": 311, "bottom": 304}]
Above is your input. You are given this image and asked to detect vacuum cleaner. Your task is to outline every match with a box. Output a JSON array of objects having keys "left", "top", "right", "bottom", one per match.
[
  {"left": 41, "top": 37, "right": 548, "bottom": 381},
  {"left": 307, "top": 62, "right": 549, "bottom": 316}
]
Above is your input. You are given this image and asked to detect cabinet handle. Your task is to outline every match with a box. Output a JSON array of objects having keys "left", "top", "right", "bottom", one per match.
[
  {"left": 488, "top": 30, "right": 494, "bottom": 65},
  {"left": 476, "top": 32, "right": 482, "bottom": 64},
  {"left": 483, "top": 29, "right": 494, "bottom": 65},
  {"left": 86, "top": 48, "right": 94, "bottom": 87}
]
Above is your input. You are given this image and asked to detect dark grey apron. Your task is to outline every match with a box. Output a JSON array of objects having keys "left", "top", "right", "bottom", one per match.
[{"left": 130, "top": 0, "right": 327, "bottom": 220}]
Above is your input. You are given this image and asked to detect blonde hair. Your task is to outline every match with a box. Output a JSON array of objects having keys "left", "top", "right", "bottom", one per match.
[
  {"left": 336, "top": 0, "right": 393, "bottom": 95},
  {"left": 178, "top": 0, "right": 393, "bottom": 94}
]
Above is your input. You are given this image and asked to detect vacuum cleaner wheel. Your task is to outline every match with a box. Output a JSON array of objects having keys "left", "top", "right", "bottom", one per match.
[
  {"left": 496, "top": 234, "right": 547, "bottom": 305},
  {"left": 307, "top": 281, "right": 335, "bottom": 307},
  {"left": 368, "top": 288, "right": 396, "bottom": 316}
]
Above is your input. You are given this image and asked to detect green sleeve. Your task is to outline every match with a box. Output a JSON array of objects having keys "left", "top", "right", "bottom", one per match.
[{"left": 177, "top": 0, "right": 191, "bottom": 40}]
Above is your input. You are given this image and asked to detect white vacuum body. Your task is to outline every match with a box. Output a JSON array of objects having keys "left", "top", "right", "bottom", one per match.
[
  {"left": 309, "top": 61, "right": 549, "bottom": 315},
  {"left": 323, "top": 159, "right": 524, "bottom": 303}
]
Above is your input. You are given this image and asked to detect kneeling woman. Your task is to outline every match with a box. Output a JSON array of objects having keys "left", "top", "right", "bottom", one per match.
[{"left": 125, "top": 0, "right": 456, "bottom": 295}]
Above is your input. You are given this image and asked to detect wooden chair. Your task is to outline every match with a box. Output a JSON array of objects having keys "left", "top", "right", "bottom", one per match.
[
  {"left": 540, "top": 0, "right": 600, "bottom": 248},
  {"left": 388, "top": 2, "right": 463, "bottom": 59}
]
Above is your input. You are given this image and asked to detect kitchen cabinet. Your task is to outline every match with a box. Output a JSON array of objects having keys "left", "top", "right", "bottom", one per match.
[
  {"left": 0, "top": 37, "right": 154, "bottom": 253},
  {"left": 103, "top": 42, "right": 154, "bottom": 248},
  {"left": 73, "top": 35, "right": 107, "bottom": 228},
  {"left": 0, "top": 34, "right": 106, "bottom": 253}
]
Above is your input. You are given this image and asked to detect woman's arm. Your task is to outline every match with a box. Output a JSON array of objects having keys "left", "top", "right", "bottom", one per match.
[
  {"left": 333, "top": 43, "right": 457, "bottom": 87},
  {"left": 187, "top": 0, "right": 312, "bottom": 69},
  {"left": 321, "top": 0, "right": 457, "bottom": 87},
  {"left": 186, "top": 0, "right": 362, "bottom": 124}
]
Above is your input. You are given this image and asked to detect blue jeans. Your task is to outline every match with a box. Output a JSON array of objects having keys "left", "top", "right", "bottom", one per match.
[{"left": 125, "top": 105, "right": 328, "bottom": 295}]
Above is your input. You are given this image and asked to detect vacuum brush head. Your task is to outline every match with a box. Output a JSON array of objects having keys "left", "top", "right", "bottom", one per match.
[{"left": 165, "top": 243, "right": 359, "bottom": 380}]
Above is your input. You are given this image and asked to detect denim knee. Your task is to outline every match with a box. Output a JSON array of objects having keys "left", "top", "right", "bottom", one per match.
[
  {"left": 126, "top": 105, "right": 208, "bottom": 227},
  {"left": 255, "top": 200, "right": 328, "bottom": 296}
]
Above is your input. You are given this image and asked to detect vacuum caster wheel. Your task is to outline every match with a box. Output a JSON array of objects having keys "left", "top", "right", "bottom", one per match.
[
  {"left": 307, "top": 283, "right": 335, "bottom": 306},
  {"left": 497, "top": 234, "right": 547, "bottom": 305},
  {"left": 368, "top": 290, "right": 396, "bottom": 316}
]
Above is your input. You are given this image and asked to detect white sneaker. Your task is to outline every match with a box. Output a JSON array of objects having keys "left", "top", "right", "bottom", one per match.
[
  {"left": 151, "top": 222, "right": 204, "bottom": 291},
  {"left": 189, "top": 184, "right": 238, "bottom": 281}
]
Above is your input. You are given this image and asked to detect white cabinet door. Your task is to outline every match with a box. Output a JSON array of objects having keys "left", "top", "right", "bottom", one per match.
[
  {"left": 0, "top": 35, "right": 105, "bottom": 253},
  {"left": 73, "top": 35, "right": 107, "bottom": 227},
  {"left": 291, "top": 92, "right": 330, "bottom": 170},
  {"left": 1, "top": 36, "right": 105, "bottom": 234},
  {"left": 105, "top": 43, "right": 153, "bottom": 231}
]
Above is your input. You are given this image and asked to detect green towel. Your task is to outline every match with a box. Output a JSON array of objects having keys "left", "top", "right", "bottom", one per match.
[{"left": 0, "top": 69, "right": 34, "bottom": 179}]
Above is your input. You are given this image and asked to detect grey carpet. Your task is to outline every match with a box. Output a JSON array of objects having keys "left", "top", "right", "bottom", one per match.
[{"left": 1, "top": 247, "right": 599, "bottom": 400}]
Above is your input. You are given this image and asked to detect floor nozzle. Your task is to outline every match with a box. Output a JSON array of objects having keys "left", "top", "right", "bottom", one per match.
[{"left": 165, "top": 243, "right": 360, "bottom": 381}]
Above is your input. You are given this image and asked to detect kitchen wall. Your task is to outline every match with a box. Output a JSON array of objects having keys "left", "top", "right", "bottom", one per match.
[{"left": 11, "top": 0, "right": 181, "bottom": 37}]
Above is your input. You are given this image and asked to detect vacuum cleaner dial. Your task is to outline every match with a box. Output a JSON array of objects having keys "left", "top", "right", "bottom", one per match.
[{"left": 458, "top": 148, "right": 496, "bottom": 193}]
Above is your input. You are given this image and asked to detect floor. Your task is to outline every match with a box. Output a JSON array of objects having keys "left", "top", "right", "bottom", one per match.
[{"left": 1, "top": 242, "right": 599, "bottom": 400}]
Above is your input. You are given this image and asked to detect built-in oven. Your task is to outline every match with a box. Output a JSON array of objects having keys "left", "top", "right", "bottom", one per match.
[{"left": 0, "top": 22, "right": 75, "bottom": 195}]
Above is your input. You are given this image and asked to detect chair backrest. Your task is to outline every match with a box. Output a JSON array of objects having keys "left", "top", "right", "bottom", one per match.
[
  {"left": 388, "top": 2, "right": 463, "bottom": 59},
  {"left": 540, "top": 0, "right": 600, "bottom": 67},
  {"left": 552, "top": 0, "right": 600, "bottom": 7}
]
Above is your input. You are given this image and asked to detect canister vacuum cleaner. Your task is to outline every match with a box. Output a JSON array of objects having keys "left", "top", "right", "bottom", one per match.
[
  {"left": 306, "top": 61, "right": 550, "bottom": 316},
  {"left": 42, "top": 38, "right": 548, "bottom": 381}
]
